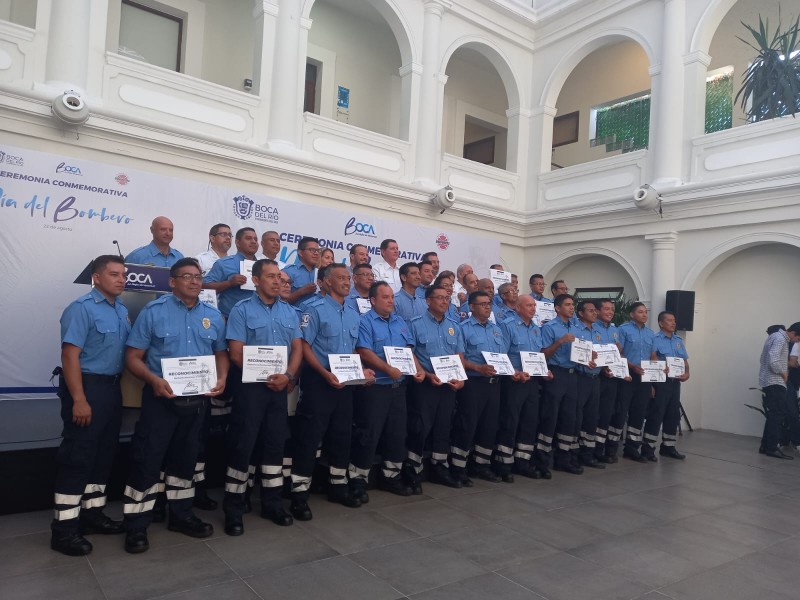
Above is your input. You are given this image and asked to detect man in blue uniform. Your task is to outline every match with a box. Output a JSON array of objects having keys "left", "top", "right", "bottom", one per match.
[
  {"left": 405, "top": 285, "right": 465, "bottom": 491},
  {"left": 122, "top": 258, "right": 229, "bottom": 553},
  {"left": 290, "top": 264, "right": 374, "bottom": 519},
  {"left": 202, "top": 227, "right": 259, "bottom": 317},
  {"left": 125, "top": 216, "right": 184, "bottom": 267},
  {"left": 642, "top": 311, "right": 690, "bottom": 461},
  {"left": 573, "top": 301, "right": 604, "bottom": 469},
  {"left": 494, "top": 282, "right": 518, "bottom": 322},
  {"left": 283, "top": 236, "right": 320, "bottom": 306},
  {"left": 539, "top": 294, "right": 581, "bottom": 476},
  {"left": 497, "top": 295, "right": 551, "bottom": 481},
  {"left": 451, "top": 291, "right": 511, "bottom": 485},
  {"left": 346, "top": 263, "right": 374, "bottom": 315},
  {"left": 223, "top": 259, "right": 303, "bottom": 535},
  {"left": 529, "top": 274, "right": 550, "bottom": 302},
  {"left": 51, "top": 255, "right": 130, "bottom": 556},
  {"left": 350, "top": 282, "right": 425, "bottom": 500},
  {"left": 592, "top": 299, "right": 626, "bottom": 463},
  {"left": 616, "top": 302, "right": 657, "bottom": 462},
  {"left": 394, "top": 262, "right": 426, "bottom": 323}
]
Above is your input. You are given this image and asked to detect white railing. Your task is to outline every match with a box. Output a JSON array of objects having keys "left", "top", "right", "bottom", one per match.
[
  {"left": 440, "top": 153, "right": 520, "bottom": 211},
  {"left": 0, "top": 19, "right": 39, "bottom": 87}
]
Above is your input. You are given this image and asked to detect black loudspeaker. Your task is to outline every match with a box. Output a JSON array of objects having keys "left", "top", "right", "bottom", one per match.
[{"left": 665, "top": 290, "right": 695, "bottom": 331}]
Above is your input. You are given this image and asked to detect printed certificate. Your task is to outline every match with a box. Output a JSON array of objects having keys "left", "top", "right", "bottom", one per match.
[
  {"left": 594, "top": 343, "right": 622, "bottom": 366},
  {"left": 161, "top": 356, "right": 217, "bottom": 396},
  {"left": 239, "top": 260, "right": 255, "bottom": 291},
  {"left": 641, "top": 360, "right": 667, "bottom": 383},
  {"left": 489, "top": 269, "right": 512, "bottom": 289},
  {"left": 520, "top": 351, "right": 549, "bottom": 377},
  {"left": 481, "top": 351, "right": 515, "bottom": 376},
  {"left": 609, "top": 358, "right": 630, "bottom": 380},
  {"left": 241, "top": 346, "right": 288, "bottom": 383},
  {"left": 666, "top": 357, "right": 685, "bottom": 378},
  {"left": 383, "top": 346, "right": 417, "bottom": 376},
  {"left": 570, "top": 339, "right": 593, "bottom": 366},
  {"left": 430, "top": 355, "right": 468, "bottom": 382},
  {"left": 198, "top": 289, "right": 218, "bottom": 308},
  {"left": 329, "top": 354, "right": 370, "bottom": 385},
  {"left": 533, "top": 301, "right": 556, "bottom": 325},
  {"left": 356, "top": 297, "right": 371, "bottom": 314}
]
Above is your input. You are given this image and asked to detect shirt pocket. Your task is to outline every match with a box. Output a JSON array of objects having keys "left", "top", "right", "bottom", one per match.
[
  {"left": 348, "top": 322, "right": 360, "bottom": 346},
  {"left": 94, "top": 316, "right": 119, "bottom": 349},
  {"left": 154, "top": 322, "right": 181, "bottom": 355}
]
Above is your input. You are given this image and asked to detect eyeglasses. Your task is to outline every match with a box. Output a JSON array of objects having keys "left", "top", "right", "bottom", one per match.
[
  {"left": 302, "top": 247, "right": 321, "bottom": 253},
  {"left": 471, "top": 302, "right": 492, "bottom": 308},
  {"left": 429, "top": 295, "right": 451, "bottom": 301},
  {"left": 355, "top": 272, "right": 375, "bottom": 278},
  {"left": 174, "top": 274, "right": 204, "bottom": 282},
  {"left": 214, "top": 232, "right": 232, "bottom": 238}
]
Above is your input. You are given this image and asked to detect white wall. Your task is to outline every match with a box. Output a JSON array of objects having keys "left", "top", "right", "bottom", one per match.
[
  {"left": 308, "top": 0, "right": 401, "bottom": 137},
  {"left": 199, "top": 0, "right": 253, "bottom": 91},
  {"left": 550, "top": 255, "right": 638, "bottom": 299},
  {"left": 0, "top": 0, "right": 36, "bottom": 28}
]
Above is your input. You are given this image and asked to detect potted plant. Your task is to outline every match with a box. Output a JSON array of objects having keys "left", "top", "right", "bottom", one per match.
[{"left": 735, "top": 10, "right": 800, "bottom": 122}]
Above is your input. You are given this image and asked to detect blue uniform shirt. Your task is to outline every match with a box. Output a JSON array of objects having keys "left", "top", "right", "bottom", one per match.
[
  {"left": 60, "top": 287, "right": 131, "bottom": 375},
  {"left": 345, "top": 291, "right": 371, "bottom": 315},
  {"left": 499, "top": 313, "right": 543, "bottom": 371},
  {"left": 531, "top": 293, "right": 552, "bottom": 303},
  {"left": 203, "top": 252, "right": 256, "bottom": 316},
  {"left": 574, "top": 319, "right": 601, "bottom": 376},
  {"left": 282, "top": 262, "right": 317, "bottom": 306},
  {"left": 493, "top": 303, "right": 516, "bottom": 323},
  {"left": 226, "top": 295, "right": 301, "bottom": 348},
  {"left": 541, "top": 316, "right": 575, "bottom": 368},
  {"left": 415, "top": 286, "right": 427, "bottom": 299},
  {"left": 126, "top": 294, "right": 226, "bottom": 378},
  {"left": 300, "top": 295, "right": 360, "bottom": 370},
  {"left": 592, "top": 320, "right": 620, "bottom": 346},
  {"left": 357, "top": 310, "right": 414, "bottom": 384},
  {"left": 394, "top": 288, "right": 427, "bottom": 323},
  {"left": 409, "top": 311, "right": 465, "bottom": 373},
  {"left": 653, "top": 331, "right": 689, "bottom": 360},
  {"left": 125, "top": 241, "right": 184, "bottom": 267},
  {"left": 460, "top": 316, "right": 509, "bottom": 377},
  {"left": 618, "top": 321, "right": 657, "bottom": 367}
]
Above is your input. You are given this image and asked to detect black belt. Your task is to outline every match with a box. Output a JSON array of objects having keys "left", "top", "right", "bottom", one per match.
[
  {"left": 81, "top": 373, "right": 122, "bottom": 384},
  {"left": 550, "top": 365, "right": 575, "bottom": 374},
  {"left": 469, "top": 376, "right": 499, "bottom": 384}
]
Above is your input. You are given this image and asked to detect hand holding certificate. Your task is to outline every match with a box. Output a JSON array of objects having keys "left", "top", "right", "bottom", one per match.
[
  {"left": 520, "top": 351, "right": 548, "bottom": 377},
  {"left": 594, "top": 343, "right": 622, "bottom": 366},
  {"left": 161, "top": 356, "right": 218, "bottom": 396},
  {"left": 384, "top": 347, "right": 418, "bottom": 376},
  {"left": 666, "top": 357, "right": 685, "bottom": 378},
  {"left": 431, "top": 355, "right": 468, "bottom": 382},
  {"left": 609, "top": 357, "right": 630, "bottom": 380},
  {"left": 570, "top": 339, "right": 593, "bottom": 367},
  {"left": 239, "top": 260, "right": 256, "bottom": 291},
  {"left": 329, "top": 354, "right": 371, "bottom": 385},
  {"left": 481, "top": 352, "right": 515, "bottom": 376},
  {"left": 533, "top": 301, "right": 556, "bottom": 326},
  {"left": 242, "top": 346, "right": 288, "bottom": 383},
  {"left": 489, "top": 269, "right": 512, "bottom": 289},
  {"left": 641, "top": 360, "right": 667, "bottom": 383}
]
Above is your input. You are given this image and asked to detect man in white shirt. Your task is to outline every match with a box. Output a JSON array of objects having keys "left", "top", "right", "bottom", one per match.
[
  {"left": 372, "top": 238, "right": 401, "bottom": 293},
  {"left": 256, "top": 230, "right": 286, "bottom": 269},
  {"left": 195, "top": 223, "right": 232, "bottom": 276},
  {"left": 453, "top": 264, "right": 474, "bottom": 307}
]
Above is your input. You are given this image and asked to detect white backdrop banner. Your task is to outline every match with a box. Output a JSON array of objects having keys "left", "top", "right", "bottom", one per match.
[{"left": 0, "top": 143, "right": 499, "bottom": 393}]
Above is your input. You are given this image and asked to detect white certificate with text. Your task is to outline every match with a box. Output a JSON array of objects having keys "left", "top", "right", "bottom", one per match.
[
  {"left": 430, "top": 355, "right": 468, "bottom": 382},
  {"left": 666, "top": 357, "right": 685, "bottom": 378},
  {"left": 356, "top": 297, "right": 371, "bottom": 315},
  {"left": 239, "top": 260, "right": 256, "bottom": 291},
  {"left": 242, "top": 346, "right": 288, "bottom": 383},
  {"left": 489, "top": 269, "right": 512, "bottom": 289},
  {"left": 594, "top": 343, "right": 622, "bottom": 366},
  {"left": 570, "top": 339, "right": 593, "bottom": 367},
  {"left": 161, "top": 355, "right": 217, "bottom": 396},
  {"left": 641, "top": 360, "right": 667, "bottom": 383},
  {"left": 533, "top": 301, "right": 556, "bottom": 325},
  {"left": 198, "top": 289, "right": 218, "bottom": 308},
  {"left": 609, "top": 358, "right": 630, "bottom": 380},
  {"left": 481, "top": 351, "right": 515, "bottom": 376},
  {"left": 329, "top": 354, "right": 369, "bottom": 385},
  {"left": 520, "top": 351, "right": 549, "bottom": 377},
  {"left": 384, "top": 346, "right": 418, "bottom": 376}
]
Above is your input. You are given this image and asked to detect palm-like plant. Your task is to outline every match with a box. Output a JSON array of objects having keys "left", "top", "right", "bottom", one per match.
[{"left": 735, "top": 10, "right": 800, "bottom": 122}]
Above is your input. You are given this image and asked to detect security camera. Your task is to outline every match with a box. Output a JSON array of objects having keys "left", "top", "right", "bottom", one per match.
[
  {"left": 51, "top": 90, "right": 90, "bottom": 126},
  {"left": 432, "top": 185, "right": 456, "bottom": 213},
  {"left": 633, "top": 184, "right": 660, "bottom": 211}
]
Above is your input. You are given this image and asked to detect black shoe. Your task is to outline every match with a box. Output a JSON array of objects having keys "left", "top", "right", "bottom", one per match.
[
  {"left": 553, "top": 462, "right": 583, "bottom": 475},
  {"left": 328, "top": 491, "right": 362, "bottom": 508},
  {"left": 349, "top": 483, "right": 370, "bottom": 505},
  {"left": 765, "top": 449, "right": 794, "bottom": 460},
  {"left": 429, "top": 465, "right": 462, "bottom": 488},
  {"left": 51, "top": 532, "right": 92, "bottom": 556},
  {"left": 261, "top": 506, "right": 293, "bottom": 526},
  {"left": 660, "top": 446, "right": 686, "bottom": 460},
  {"left": 580, "top": 456, "right": 606, "bottom": 469},
  {"left": 642, "top": 453, "right": 658, "bottom": 462},
  {"left": 79, "top": 512, "right": 124, "bottom": 535},
  {"left": 401, "top": 465, "right": 423, "bottom": 495},
  {"left": 224, "top": 515, "right": 244, "bottom": 536},
  {"left": 378, "top": 477, "right": 413, "bottom": 497},
  {"left": 537, "top": 467, "right": 552, "bottom": 480},
  {"left": 513, "top": 463, "right": 541, "bottom": 479},
  {"left": 124, "top": 530, "right": 149, "bottom": 554},
  {"left": 474, "top": 467, "right": 501, "bottom": 483},
  {"left": 193, "top": 490, "right": 218, "bottom": 511},
  {"left": 623, "top": 448, "right": 648, "bottom": 463},
  {"left": 168, "top": 514, "right": 214, "bottom": 538},
  {"left": 451, "top": 469, "right": 474, "bottom": 488},
  {"left": 596, "top": 455, "right": 615, "bottom": 464},
  {"left": 290, "top": 500, "right": 313, "bottom": 521}
]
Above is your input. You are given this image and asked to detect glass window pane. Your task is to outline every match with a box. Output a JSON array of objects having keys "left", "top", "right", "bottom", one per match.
[{"left": 119, "top": 2, "right": 181, "bottom": 71}]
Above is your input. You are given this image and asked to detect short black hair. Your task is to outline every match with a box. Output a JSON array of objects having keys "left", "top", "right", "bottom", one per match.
[
  {"left": 788, "top": 322, "right": 800, "bottom": 336},
  {"left": 317, "top": 264, "right": 332, "bottom": 281},
  {"left": 91, "top": 255, "right": 125, "bottom": 274},
  {"left": 576, "top": 300, "right": 596, "bottom": 315},
  {"left": 399, "top": 261, "right": 419, "bottom": 278},
  {"left": 657, "top": 310, "right": 675, "bottom": 324},
  {"left": 252, "top": 258, "right": 278, "bottom": 278},
  {"left": 169, "top": 257, "right": 201, "bottom": 277},
  {"left": 596, "top": 298, "right": 615, "bottom": 310},
  {"left": 352, "top": 263, "right": 373, "bottom": 275},
  {"left": 529, "top": 273, "right": 544, "bottom": 283},
  {"left": 349, "top": 243, "right": 367, "bottom": 256},
  {"left": 369, "top": 281, "right": 392, "bottom": 299},
  {"left": 208, "top": 223, "right": 230, "bottom": 237},
  {"left": 421, "top": 251, "right": 438, "bottom": 261},
  {"left": 629, "top": 302, "right": 646, "bottom": 313},
  {"left": 235, "top": 227, "right": 255, "bottom": 241},
  {"left": 767, "top": 324, "right": 786, "bottom": 334},
  {"left": 553, "top": 293, "right": 574, "bottom": 307},
  {"left": 298, "top": 236, "right": 319, "bottom": 251},
  {"left": 425, "top": 285, "right": 448, "bottom": 299},
  {"left": 380, "top": 238, "right": 397, "bottom": 251},
  {"left": 550, "top": 280, "right": 566, "bottom": 294},
  {"left": 468, "top": 291, "right": 490, "bottom": 305},
  {"left": 418, "top": 259, "right": 433, "bottom": 269}
]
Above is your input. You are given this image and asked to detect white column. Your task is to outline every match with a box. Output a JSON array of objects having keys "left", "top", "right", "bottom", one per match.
[
  {"left": 250, "top": 0, "right": 279, "bottom": 146},
  {"left": 399, "top": 62, "right": 422, "bottom": 144},
  {"left": 645, "top": 232, "right": 678, "bottom": 320},
  {"left": 44, "top": 0, "right": 92, "bottom": 94},
  {"left": 267, "top": 0, "right": 303, "bottom": 151},
  {"left": 526, "top": 104, "right": 557, "bottom": 210},
  {"left": 505, "top": 107, "right": 531, "bottom": 174},
  {"left": 414, "top": 0, "right": 450, "bottom": 186},
  {"left": 681, "top": 50, "right": 712, "bottom": 177},
  {"left": 648, "top": 0, "right": 686, "bottom": 187}
]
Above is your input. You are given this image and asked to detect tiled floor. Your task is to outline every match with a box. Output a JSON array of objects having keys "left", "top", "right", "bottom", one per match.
[{"left": 3, "top": 430, "right": 800, "bottom": 600}]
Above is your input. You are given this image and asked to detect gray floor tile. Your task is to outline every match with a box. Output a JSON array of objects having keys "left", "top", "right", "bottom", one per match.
[
  {"left": 0, "top": 509, "right": 51, "bottom": 540},
  {"left": 554, "top": 496, "right": 666, "bottom": 536},
  {"left": 0, "top": 532, "right": 79, "bottom": 580},
  {"left": 431, "top": 522, "right": 557, "bottom": 571},
  {"left": 89, "top": 539, "right": 237, "bottom": 600},
  {"left": 669, "top": 512, "right": 790, "bottom": 550},
  {"left": 378, "top": 498, "right": 488, "bottom": 537},
  {"left": 246, "top": 555, "right": 403, "bottom": 600},
  {"left": 0, "top": 562, "right": 105, "bottom": 600},
  {"left": 296, "top": 508, "right": 419, "bottom": 555},
  {"left": 206, "top": 521, "right": 338, "bottom": 577},
  {"left": 409, "top": 572, "right": 546, "bottom": 599},
  {"left": 713, "top": 494, "right": 800, "bottom": 533},
  {"left": 498, "top": 509, "right": 612, "bottom": 551},
  {"left": 501, "top": 476, "right": 623, "bottom": 509},
  {"left": 349, "top": 537, "right": 487, "bottom": 595},
  {"left": 439, "top": 489, "right": 541, "bottom": 522},
  {"left": 499, "top": 551, "right": 652, "bottom": 600},
  {"left": 153, "top": 579, "right": 262, "bottom": 599}
]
